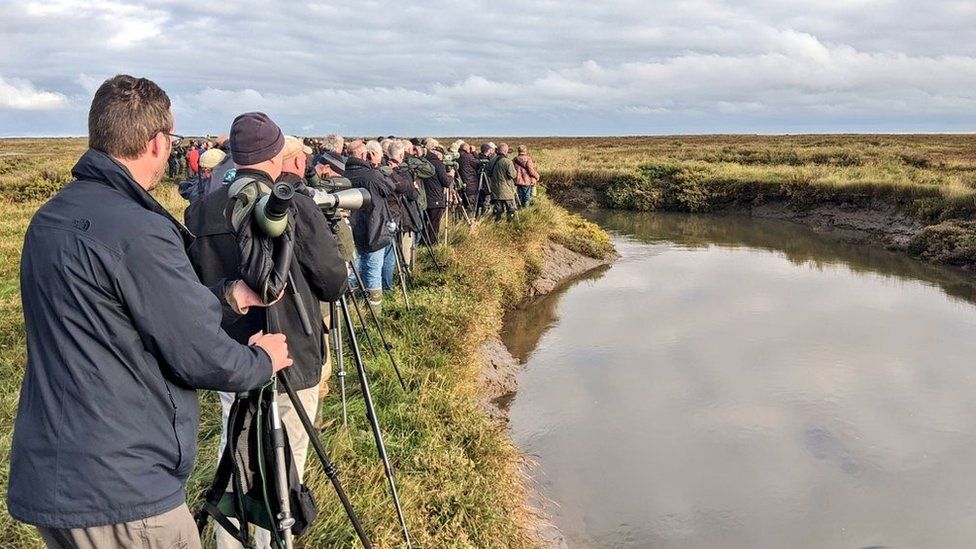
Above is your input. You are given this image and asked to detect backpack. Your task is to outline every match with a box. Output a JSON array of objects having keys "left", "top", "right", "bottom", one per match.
[{"left": 195, "top": 381, "right": 318, "bottom": 548}]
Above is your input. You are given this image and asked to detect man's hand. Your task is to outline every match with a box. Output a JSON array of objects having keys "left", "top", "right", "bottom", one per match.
[
  {"left": 249, "top": 331, "right": 293, "bottom": 373},
  {"left": 229, "top": 280, "right": 285, "bottom": 313}
]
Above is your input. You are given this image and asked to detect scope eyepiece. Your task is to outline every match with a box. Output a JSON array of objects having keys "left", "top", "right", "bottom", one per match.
[{"left": 265, "top": 182, "right": 294, "bottom": 220}]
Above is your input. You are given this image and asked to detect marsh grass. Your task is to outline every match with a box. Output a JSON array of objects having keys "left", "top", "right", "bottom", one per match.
[{"left": 0, "top": 136, "right": 612, "bottom": 548}]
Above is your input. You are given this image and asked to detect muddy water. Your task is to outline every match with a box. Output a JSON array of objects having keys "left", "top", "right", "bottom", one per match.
[{"left": 504, "top": 211, "right": 976, "bottom": 549}]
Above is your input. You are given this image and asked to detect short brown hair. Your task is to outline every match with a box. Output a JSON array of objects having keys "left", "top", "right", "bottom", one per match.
[{"left": 88, "top": 75, "right": 172, "bottom": 159}]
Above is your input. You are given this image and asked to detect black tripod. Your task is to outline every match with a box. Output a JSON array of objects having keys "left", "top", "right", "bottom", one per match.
[
  {"left": 346, "top": 258, "right": 407, "bottom": 391},
  {"left": 261, "top": 301, "right": 373, "bottom": 548},
  {"left": 336, "top": 293, "right": 412, "bottom": 548},
  {"left": 475, "top": 168, "right": 491, "bottom": 218},
  {"left": 398, "top": 195, "right": 442, "bottom": 272},
  {"left": 392, "top": 232, "right": 411, "bottom": 311}
]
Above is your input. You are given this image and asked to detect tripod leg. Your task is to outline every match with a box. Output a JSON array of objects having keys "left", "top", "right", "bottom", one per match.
[
  {"left": 339, "top": 296, "right": 412, "bottom": 548},
  {"left": 392, "top": 239, "right": 411, "bottom": 311},
  {"left": 330, "top": 301, "right": 348, "bottom": 428},
  {"left": 269, "top": 382, "right": 296, "bottom": 549},
  {"left": 347, "top": 259, "right": 407, "bottom": 391},
  {"left": 278, "top": 370, "right": 373, "bottom": 548},
  {"left": 266, "top": 308, "right": 295, "bottom": 549},
  {"left": 347, "top": 261, "right": 379, "bottom": 357}
]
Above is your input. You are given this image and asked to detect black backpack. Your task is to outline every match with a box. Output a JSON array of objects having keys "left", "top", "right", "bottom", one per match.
[{"left": 195, "top": 381, "right": 318, "bottom": 548}]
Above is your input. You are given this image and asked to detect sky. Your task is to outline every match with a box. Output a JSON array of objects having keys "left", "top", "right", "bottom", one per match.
[{"left": 0, "top": 0, "right": 974, "bottom": 137}]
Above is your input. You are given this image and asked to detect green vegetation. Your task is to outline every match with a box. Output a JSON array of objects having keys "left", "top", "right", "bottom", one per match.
[
  {"left": 0, "top": 138, "right": 613, "bottom": 547},
  {"left": 502, "top": 135, "right": 976, "bottom": 265}
]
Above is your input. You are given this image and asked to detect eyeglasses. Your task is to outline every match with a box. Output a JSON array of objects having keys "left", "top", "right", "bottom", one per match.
[{"left": 164, "top": 132, "right": 183, "bottom": 147}]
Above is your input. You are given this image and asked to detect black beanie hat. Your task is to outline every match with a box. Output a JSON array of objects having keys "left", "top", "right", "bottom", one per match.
[{"left": 229, "top": 112, "right": 285, "bottom": 165}]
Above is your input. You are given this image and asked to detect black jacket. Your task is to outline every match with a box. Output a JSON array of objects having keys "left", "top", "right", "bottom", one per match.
[
  {"left": 422, "top": 152, "right": 453, "bottom": 209},
  {"left": 459, "top": 150, "right": 480, "bottom": 188},
  {"left": 346, "top": 158, "right": 395, "bottom": 253},
  {"left": 9, "top": 149, "right": 272, "bottom": 529},
  {"left": 380, "top": 162, "right": 419, "bottom": 224},
  {"left": 184, "top": 169, "right": 348, "bottom": 390}
]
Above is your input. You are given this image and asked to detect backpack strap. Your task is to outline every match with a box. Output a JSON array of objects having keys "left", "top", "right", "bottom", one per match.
[{"left": 194, "top": 393, "right": 256, "bottom": 547}]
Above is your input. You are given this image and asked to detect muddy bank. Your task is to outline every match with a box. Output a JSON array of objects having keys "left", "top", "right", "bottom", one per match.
[
  {"left": 733, "top": 200, "right": 925, "bottom": 249},
  {"left": 478, "top": 241, "right": 616, "bottom": 424},
  {"left": 550, "top": 185, "right": 936, "bottom": 256},
  {"left": 477, "top": 241, "right": 616, "bottom": 549}
]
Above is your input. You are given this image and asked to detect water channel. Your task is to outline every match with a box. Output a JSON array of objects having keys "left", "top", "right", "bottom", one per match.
[{"left": 503, "top": 210, "right": 976, "bottom": 548}]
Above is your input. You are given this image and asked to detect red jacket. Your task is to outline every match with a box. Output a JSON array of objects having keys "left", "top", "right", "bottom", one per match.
[{"left": 187, "top": 148, "right": 200, "bottom": 172}]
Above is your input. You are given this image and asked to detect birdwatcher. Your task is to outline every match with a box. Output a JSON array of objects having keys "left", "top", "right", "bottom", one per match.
[
  {"left": 322, "top": 133, "right": 345, "bottom": 159},
  {"left": 477, "top": 142, "right": 496, "bottom": 213},
  {"left": 379, "top": 139, "right": 420, "bottom": 290},
  {"left": 8, "top": 75, "right": 293, "bottom": 549},
  {"left": 187, "top": 139, "right": 200, "bottom": 177},
  {"left": 309, "top": 153, "right": 357, "bottom": 267},
  {"left": 209, "top": 134, "right": 236, "bottom": 190},
  {"left": 513, "top": 144, "right": 541, "bottom": 208},
  {"left": 458, "top": 141, "right": 481, "bottom": 211},
  {"left": 184, "top": 117, "right": 348, "bottom": 549},
  {"left": 420, "top": 138, "right": 454, "bottom": 243},
  {"left": 346, "top": 140, "right": 396, "bottom": 314},
  {"left": 178, "top": 146, "right": 226, "bottom": 203},
  {"left": 489, "top": 142, "right": 518, "bottom": 222}
]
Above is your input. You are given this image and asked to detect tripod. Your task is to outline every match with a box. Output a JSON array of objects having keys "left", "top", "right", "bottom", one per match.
[
  {"left": 475, "top": 168, "right": 491, "bottom": 218},
  {"left": 260, "top": 302, "right": 373, "bottom": 549},
  {"left": 324, "top": 216, "right": 411, "bottom": 545},
  {"left": 347, "top": 258, "right": 407, "bottom": 391},
  {"left": 392, "top": 233, "right": 411, "bottom": 311},
  {"left": 398, "top": 195, "right": 443, "bottom": 272},
  {"left": 336, "top": 293, "right": 413, "bottom": 547}
]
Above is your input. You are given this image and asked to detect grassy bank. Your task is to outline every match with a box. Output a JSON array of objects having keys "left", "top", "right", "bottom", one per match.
[
  {"left": 0, "top": 139, "right": 614, "bottom": 547},
  {"left": 514, "top": 135, "right": 976, "bottom": 265}
]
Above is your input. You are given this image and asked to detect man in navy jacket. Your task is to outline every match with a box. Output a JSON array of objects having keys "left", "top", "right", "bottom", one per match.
[{"left": 8, "top": 75, "right": 292, "bottom": 548}]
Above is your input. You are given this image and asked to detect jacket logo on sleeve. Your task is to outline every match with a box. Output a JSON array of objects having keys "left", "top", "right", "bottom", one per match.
[{"left": 72, "top": 218, "right": 91, "bottom": 232}]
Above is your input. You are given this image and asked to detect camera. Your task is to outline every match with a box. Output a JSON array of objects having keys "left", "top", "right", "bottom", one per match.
[{"left": 306, "top": 187, "right": 372, "bottom": 216}]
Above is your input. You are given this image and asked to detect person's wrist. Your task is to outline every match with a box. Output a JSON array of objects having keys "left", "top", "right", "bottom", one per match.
[{"left": 227, "top": 280, "right": 252, "bottom": 315}]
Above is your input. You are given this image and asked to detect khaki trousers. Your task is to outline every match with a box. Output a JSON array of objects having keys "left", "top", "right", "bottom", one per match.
[
  {"left": 215, "top": 386, "right": 320, "bottom": 549},
  {"left": 38, "top": 504, "right": 200, "bottom": 549},
  {"left": 400, "top": 231, "right": 415, "bottom": 269}
]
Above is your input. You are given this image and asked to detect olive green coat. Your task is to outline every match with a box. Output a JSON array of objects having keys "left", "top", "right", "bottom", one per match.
[{"left": 488, "top": 154, "right": 517, "bottom": 200}]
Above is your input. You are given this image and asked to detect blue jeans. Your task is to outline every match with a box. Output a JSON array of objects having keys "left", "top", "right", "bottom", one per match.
[
  {"left": 517, "top": 185, "right": 532, "bottom": 207},
  {"left": 350, "top": 248, "right": 385, "bottom": 291}
]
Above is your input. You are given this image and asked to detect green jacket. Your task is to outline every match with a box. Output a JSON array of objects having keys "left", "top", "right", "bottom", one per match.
[{"left": 488, "top": 154, "right": 517, "bottom": 201}]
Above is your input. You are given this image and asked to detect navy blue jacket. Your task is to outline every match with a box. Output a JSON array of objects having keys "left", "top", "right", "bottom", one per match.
[{"left": 8, "top": 149, "right": 272, "bottom": 529}]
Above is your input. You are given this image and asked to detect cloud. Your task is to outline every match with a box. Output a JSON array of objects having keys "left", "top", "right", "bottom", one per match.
[
  {"left": 0, "top": 74, "right": 69, "bottom": 110},
  {"left": 0, "top": 0, "right": 974, "bottom": 135}
]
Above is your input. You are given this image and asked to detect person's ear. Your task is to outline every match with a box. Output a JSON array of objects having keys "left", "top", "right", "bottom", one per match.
[{"left": 147, "top": 132, "right": 164, "bottom": 159}]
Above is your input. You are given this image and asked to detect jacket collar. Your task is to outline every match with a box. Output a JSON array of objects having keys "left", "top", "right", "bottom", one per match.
[
  {"left": 345, "top": 157, "right": 371, "bottom": 171},
  {"left": 233, "top": 167, "right": 274, "bottom": 185},
  {"left": 71, "top": 148, "right": 194, "bottom": 247}
]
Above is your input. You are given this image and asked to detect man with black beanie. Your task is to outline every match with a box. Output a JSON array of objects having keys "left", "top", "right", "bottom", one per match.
[{"left": 184, "top": 112, "right": 348, "bottom": 549}]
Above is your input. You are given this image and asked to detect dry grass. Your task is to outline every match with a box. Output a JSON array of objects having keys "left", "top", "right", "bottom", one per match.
[{"left": 0, "top": 137, "right": 612, "bottom": 548}]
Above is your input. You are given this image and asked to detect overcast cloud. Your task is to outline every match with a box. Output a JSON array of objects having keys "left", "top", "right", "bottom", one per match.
[{"left": 0, "top": 0, "right": 974, "bottom": 136}]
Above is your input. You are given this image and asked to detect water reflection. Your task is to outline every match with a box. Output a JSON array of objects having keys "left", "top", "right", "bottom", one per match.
[
  {"left": 588, "top": 210, "right": 976, "bottom": 306},
  {"left": 506, "top": 211, "right": 976, "bottom": 549}
]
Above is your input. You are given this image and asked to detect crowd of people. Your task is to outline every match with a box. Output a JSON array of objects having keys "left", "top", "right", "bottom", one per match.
[
  {"left": 8, "top": 73, "right": 544, "bottom": 549},
  {"left": 172, "top": 131, "right": 541, "bottom": 315}
]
